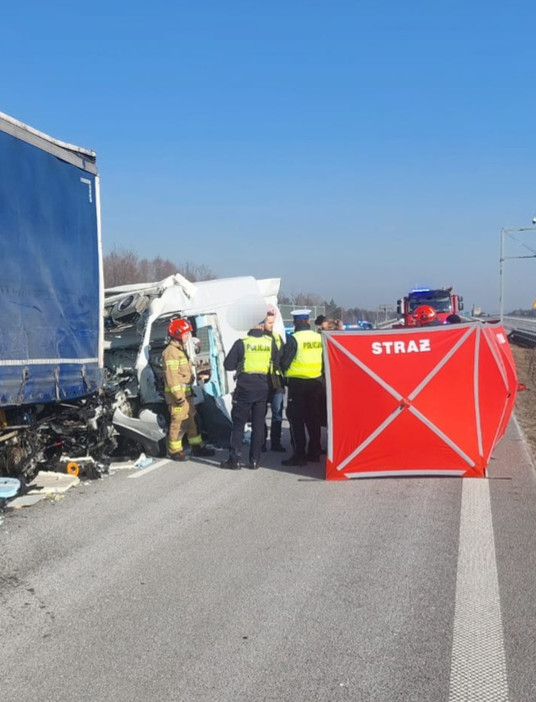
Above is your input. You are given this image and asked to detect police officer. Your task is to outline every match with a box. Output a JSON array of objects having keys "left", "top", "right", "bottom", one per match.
[
  {"left": 220, "top": 317, "right": 279, "bottom": 470},
  {"left": 280, "top": 309, "right": 324, "bottom": 466},
  {"left": 162, "top": 318, "right": 215, "bottom": 461}
]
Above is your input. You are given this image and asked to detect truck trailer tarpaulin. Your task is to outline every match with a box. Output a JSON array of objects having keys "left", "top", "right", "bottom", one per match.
[
  {"left": 323, "top": 322, "right": 517, "bottom": 480},
  {"left": 0, "top": 112, "right": 102, "bottom": 405}
]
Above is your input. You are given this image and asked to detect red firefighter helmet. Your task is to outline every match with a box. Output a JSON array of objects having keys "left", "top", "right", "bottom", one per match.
[
  {"left": 413, "top": 305, "right": 438, "bottom": 326},
  {"left": 168, "top": 318, "right": 193, "bottom": 340}
]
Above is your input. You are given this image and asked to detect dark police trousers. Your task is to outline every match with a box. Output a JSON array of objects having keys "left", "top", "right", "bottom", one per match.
[
  {"left": 230, "top": 398, "right": 267, "bottom": 464},
  {"left": 286, "top": 377, "right": 323, "bottom": 460}
]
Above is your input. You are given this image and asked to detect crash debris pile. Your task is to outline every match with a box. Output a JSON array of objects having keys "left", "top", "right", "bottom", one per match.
[
  {"left": 1, "top": 471, "right": 80, "bottom": 510},
  {"left": 0, "top": 110, "right": 281, "bottom": 486}
]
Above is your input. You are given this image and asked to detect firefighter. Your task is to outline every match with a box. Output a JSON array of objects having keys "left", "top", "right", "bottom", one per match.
[
  {"left": 221, "top": 317, "right": 279, "bottom": 470},
  {"left": 262, "top": 305, "right": 286, "bottom": 452},
  {"left": 280, "top": 309, "right": 324, "bottom": 466},
  {"left": 162, "top": 318, "right": 215, "bottom": 461},
  {"left": 413, "top": 305, "right": 443, "bottom": 327}
]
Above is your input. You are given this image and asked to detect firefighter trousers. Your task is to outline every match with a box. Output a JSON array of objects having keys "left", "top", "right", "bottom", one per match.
[{"left": 167, "top": 397, "right": 199, "bottom": 454}]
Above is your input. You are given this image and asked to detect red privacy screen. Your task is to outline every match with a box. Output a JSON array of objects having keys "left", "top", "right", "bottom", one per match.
[{"left": 323, "top": 323, "right": 517, "bottom": 480}]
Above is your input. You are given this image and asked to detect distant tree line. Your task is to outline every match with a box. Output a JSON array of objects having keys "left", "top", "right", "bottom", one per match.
[
  {"left": 103, "top": 248, "right": 377, "bottom": 321},
  {"left": 103, "top": 248, "right": 216, "bottom": 287},
  {"left": 508, "top": 307, "right": 536, "bottom": 317},
  {"left": 278, "top": 292, "right": 376, "bottom": 324}
]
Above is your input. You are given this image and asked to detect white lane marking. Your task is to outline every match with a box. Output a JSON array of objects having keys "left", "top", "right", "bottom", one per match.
[
  {"left": 449, "top": 479, "right": 509, "bottom": 701},
  {"left": 127, "top": 459, "right": 169, "bottom": 479}
]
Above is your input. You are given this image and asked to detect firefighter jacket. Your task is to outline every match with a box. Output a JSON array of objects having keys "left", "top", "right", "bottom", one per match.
[
  {"left": 281, "top": 329, "right": 323, "bottom": 380},
  {"left": 162, "top": 339, "right": 194, "bottom": 405},
  {"left": 224, "top": 328, "right": 279, "bottom": 403}
]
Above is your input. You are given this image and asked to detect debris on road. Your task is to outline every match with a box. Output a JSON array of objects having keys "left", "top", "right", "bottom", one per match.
[
  {"left": 6, "top": 494, "right": 47, "bottom": 509},
  {"left": 0, "top": 477, "right": 21, "bottom": 499},
  {"left": 133, "top": 453, "right": 154, "bottom": 469},
  {"left": 27, "top": 471, "right": 80, "bottom": 495}
]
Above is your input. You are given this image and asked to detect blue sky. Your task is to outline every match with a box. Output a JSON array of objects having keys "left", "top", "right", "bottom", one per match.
[{"left": 3, "top": 0, "right": 536, "bottom": 313}]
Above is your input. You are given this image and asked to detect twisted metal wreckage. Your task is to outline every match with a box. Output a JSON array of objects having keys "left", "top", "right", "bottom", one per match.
[
  {"left": 103, "top": 273, "right": 282, "bottom": 461},
  {"left": 0, "top": 109, "right": 282, "bottom": 486},
  {"left": 1, "top": 272, "right": 283, "bottom": 484}
]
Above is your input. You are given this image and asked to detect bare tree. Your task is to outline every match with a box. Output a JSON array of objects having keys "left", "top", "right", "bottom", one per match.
[
  {"left": 279, "top": 291, "right": 324, "bottom": 306},
  {"left": 151, "top": 256, "right": 178, "bottom": 281},
  {"left": 103, "top": 248, "right": 217, "bottom": 287},
  {"left": 324, "top": 298, "right": 343, "bottom": 320},
  {"left": 103, "top": 249, "right": 141, "bottom": 287},
  {"left": 178, "top": 261, "right": 217, "bottom": 282}
]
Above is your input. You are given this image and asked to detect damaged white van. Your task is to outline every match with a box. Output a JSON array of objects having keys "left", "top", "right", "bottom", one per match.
[{"left": 103, "top": 273, "right": 284, "bottom": 457}]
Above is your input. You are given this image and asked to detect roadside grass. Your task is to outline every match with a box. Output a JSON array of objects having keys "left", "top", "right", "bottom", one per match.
[{"left": 511, "top": 344, "right": 536, "bottom": 460}]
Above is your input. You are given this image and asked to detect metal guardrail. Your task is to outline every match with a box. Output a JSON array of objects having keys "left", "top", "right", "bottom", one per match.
[
  {"left": 503, "top": 315, "right": 536, "bottom": 331},
  {"left": 375, "top": 318, "right": 398, "bottom": 329},
  {"left": 508, "top": 328, "right": 536, "bottom": 348},
  {"left": 501, "top": 316, "right": 536, "bottom": 348}
]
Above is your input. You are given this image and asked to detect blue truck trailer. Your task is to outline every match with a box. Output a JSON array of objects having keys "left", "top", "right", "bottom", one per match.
[{"left": 0, "top": 112, "right": 114, "bottom": 481}]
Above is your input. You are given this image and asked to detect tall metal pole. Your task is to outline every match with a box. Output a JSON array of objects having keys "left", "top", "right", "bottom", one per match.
[
  {"left": 499, "top": 227, "right": 505, "bottom": 324},
  {"left": 499, "top": 225, "right": 536, "bottom": 324}
]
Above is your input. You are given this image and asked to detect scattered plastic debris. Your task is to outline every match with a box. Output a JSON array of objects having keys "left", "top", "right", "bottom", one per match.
[
  {"left": 58, "top": 456, "right": 108, "bottom": 480},
  {"left": 109, "top": 459, "right": 136, "bottom": 471},
  {"left": 0, "top": 477, "right": 21, "bottom": 499},
  {"left": 28, "top": 471, "right": 80, "bottom": 495},
  {"left": 48, "top": 493, "right": 65, "bottom": 504},
  {"left": 7, "top": 494, "right": 47, "bottom": 508},
  {"left": 133, "top": 453, "right": 154, "bottom": 469}
]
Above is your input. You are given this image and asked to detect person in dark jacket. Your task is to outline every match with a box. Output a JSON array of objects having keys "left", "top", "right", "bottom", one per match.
[
  {"left": 314, "top": 314, "right": 326, "bottom": 331},
  {"left": 262, "top": 306, "right": 287, "bottom": 453},
  {"left": 220, "top": 320, "right": 279, "bottom": 470},
  {"left": 280, "top": 309, "right": 324, "bottom": 466}
]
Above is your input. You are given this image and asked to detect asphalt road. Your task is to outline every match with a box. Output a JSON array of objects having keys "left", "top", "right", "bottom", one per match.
[{"left": 1, "top": 422, "right": 535, "bottom": 702}]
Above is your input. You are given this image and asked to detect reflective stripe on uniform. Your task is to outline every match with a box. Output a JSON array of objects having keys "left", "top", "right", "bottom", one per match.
[
  {"left": 164, "top": 358, "right": 190, "bottom": 368},
  {"left": 165, "top": 384, "right": 191, "bottom": 393}
]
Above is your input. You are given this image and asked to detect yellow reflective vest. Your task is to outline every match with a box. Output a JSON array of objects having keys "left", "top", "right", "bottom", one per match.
[
  {"left": 242, "top": 334, "right": 273, "bottom": 374},
  {"left": 285, "top": 330, "right": 323, "bottom": 379}
]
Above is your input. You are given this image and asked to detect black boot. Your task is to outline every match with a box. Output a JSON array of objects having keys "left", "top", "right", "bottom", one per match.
[
  {"left": 169, "top": 451, "right": 188, "bottom": 462},
  {"left": 270, "top": 421, "right": 286, "bottom": 452},
  {"left": 220, "top": 458, "right": 243, "bottom": 470}
]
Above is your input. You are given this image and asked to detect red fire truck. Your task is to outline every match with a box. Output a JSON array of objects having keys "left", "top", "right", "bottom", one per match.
[{"left": 395, "top": 286, "right": 464, "bottom": 326}]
